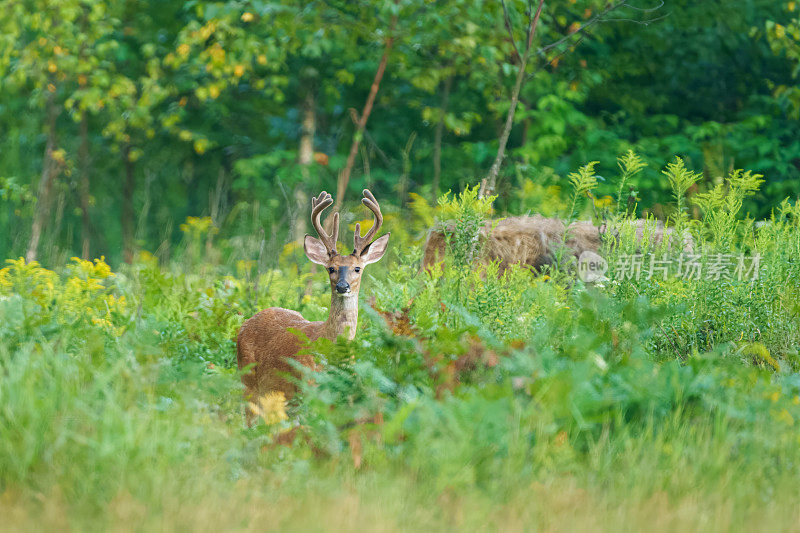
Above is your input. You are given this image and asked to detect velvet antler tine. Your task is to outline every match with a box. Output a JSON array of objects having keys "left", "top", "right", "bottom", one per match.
[
  {"left": 363, "top": 189, "right": 378, "bottom": 206},
  {"left": 353, "top": 189, "right": 383, "bottom": 255},
  {"left": 331, "top": 212, "right": 340, "bottom": 248},
  {"left": 310, "top": 191, "right": 338, "bottom": 256}
]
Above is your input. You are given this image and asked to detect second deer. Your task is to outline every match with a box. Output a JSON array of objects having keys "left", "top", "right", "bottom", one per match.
[{"left": 237, "top": 189, "right": 390, "bottom": 407}]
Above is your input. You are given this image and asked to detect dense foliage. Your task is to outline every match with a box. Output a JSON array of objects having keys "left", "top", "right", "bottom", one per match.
[
  {"left": 2, "top": 163, "right": 800, "bottom": 529},
  {"left": 0, "top": 0, "right": 798, "bottom": 264}
]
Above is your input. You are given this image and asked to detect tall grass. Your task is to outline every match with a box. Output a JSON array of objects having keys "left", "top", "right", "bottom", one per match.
[{"left": 1, "top": 157, "right": 800, "bottom": 531}]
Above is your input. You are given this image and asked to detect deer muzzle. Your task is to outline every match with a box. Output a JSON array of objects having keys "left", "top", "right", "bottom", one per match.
[{"left": 335, "top": 266, "right": 351, "bottom": 294}]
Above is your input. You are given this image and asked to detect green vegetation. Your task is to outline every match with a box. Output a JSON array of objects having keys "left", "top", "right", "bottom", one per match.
[
  {"left": 1, "top": 0, "right": 799, "bottom": 263},
  {"left": 2, "top": 0, "right": 800, "bottom": 530},
  {"left": 2, "top": 167, "right": 800, "bottom": 530}
]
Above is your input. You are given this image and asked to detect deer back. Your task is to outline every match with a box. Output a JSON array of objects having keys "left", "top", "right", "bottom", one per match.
[{"left": 236, "top": 308, "right": 323, "bottom": 399}]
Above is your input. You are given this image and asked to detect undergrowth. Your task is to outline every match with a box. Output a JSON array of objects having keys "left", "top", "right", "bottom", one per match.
[{"left": 1, "top": 155, "right": 799, "bottom": 532}]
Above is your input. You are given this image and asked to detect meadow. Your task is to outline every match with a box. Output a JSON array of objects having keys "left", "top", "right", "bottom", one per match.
[{"left": 2, "top": 156, "right": 799, "bottom": 532}]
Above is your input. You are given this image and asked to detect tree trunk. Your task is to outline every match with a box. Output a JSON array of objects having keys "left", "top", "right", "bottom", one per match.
[
  {"left": 432, "top": 75, "right": 453, "bottom": 203},
  {"left": 50, "top": 186, "right": 67, "bottom": 258},
  {"left": 79, "top": 109, "right": 91, "bottom": 259},
  {"left": 27, "top": 90, "right": 60, "bottom": 263},
  {"left": 206, "top": 165, "right": 227, "bottom": 260},
  {"left": 481, "top": 0, "right": 545, "bottom": 197},
  {"left": 333, "top": 14, "right": 398, "bottom": 215},
  {"left": 295, "top": 86, "right": 316, "bottom": 242},
  {"left": 121, "top": 144, "right": 136, "bottom": 263},
  {"left": 298, "top": 86, "right": 319, "bottom": 298},
  {"left": 398, "top": 132, "right": 416, "bottom": 207}
]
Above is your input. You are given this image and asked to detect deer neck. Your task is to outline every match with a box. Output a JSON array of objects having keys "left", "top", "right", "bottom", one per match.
[{"left": 322, "top": 291, "right": 359, "bottom": 340}]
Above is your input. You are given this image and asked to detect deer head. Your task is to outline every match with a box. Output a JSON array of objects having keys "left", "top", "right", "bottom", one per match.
[{"left": 303, "top": 190, "right": 390, "bottom": 298}]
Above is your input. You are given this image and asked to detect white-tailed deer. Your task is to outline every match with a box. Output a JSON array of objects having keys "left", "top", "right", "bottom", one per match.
[
  {"left": 422, "top": 215, "right": 693, "bottom": 274},
  {"left": 237, "top": 189, "right": 390, "bottom": 407}
]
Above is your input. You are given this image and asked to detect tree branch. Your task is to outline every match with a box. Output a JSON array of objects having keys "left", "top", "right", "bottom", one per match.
[
  {"left": 333, "top": 12, "right": 398, "bottom": 217},
  {"left": 536, "top": 1, "right": 626, "bottom": 58},
  {"left": 535, "top": 0, "right": 666, "bottom": 60},
  {"left": 501, "top": 0, "right": 521, "bottom": 63},
  {"left": 481, "top": 0, "right": 545, "bottom": 197}
]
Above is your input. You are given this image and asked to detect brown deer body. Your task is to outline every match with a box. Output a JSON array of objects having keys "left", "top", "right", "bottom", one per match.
[{"left": 237, "top": 190, "right": 389, "bottom": 406}]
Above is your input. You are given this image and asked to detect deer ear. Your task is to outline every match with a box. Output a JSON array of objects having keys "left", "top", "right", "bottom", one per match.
[
  {"left": 360, "top": 233, "right": 390, "bottom": 265},
  {"left": 304, "top": 235, "right": 330, "bottom": 265}
]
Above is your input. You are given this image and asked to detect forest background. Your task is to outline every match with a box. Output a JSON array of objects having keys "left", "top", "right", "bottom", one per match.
[{"left": 1, "top": 0, "right": 799, "bottom": 265}]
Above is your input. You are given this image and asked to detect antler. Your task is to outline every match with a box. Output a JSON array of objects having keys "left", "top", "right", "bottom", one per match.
[
  {"left": 311, "top": 191, "right": 339, "bottom": 256},
  {"left": 353, "top": 189, "right": 383, "bottom": 255}
]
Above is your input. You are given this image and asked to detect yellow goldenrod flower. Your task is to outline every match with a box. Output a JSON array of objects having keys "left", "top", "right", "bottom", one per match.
[{"left": 248, "top": 392, "right": 288, "bottom": 426}]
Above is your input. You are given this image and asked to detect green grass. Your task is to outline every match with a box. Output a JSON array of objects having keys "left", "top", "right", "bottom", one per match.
[{"left": 1, "top": 174, "right": 800, "bottom": 531}]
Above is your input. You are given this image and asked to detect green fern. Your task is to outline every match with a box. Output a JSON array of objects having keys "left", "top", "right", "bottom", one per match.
[
  {"left": 616, "top": 150, "right": 647, "bottom": 215},
  {"left": 567, "top": 161, "right": 599, "bottom": 221},
  {"left": 693, "top": 169, "right": 764, "bottom": 249},
  {"left": 662, "top": 157, "right": 700, "bottom": 229},
  {"left": 437, "top": 185, "right": 496, "bottom": 269}
]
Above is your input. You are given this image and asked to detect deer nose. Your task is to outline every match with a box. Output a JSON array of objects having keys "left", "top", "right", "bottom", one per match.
[{"left": 335, "top": 281, "right": 350, "bottom": 294}]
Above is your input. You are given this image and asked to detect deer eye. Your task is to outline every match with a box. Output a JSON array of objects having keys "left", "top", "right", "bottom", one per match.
[
  {"left": 328, "top": 267, "right": 335, "bottom": 274},
  {"left": 354, "top": 267, "right": 361, "bottom": 273}
]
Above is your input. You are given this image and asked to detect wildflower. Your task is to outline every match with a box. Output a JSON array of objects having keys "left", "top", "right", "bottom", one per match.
[
  {"left": 93, "top": 257, "right": 113, "bottom": 278},
  {"left": 180, "top": 216, "right": 217, "bottom": 236},
  {"left": 241, "top": 12, "right": 254, "bottom": 22},
  {"left": 248, "top": 392, "right": 288, "bottom": 426},
  {"left": 0, "top": 267, "right": 10, "bottom": 291}
]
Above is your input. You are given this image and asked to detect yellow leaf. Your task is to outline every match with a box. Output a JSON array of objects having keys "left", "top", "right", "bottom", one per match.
[{"left": 241, "top": 12, "right": 254, "bottom": 22}]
